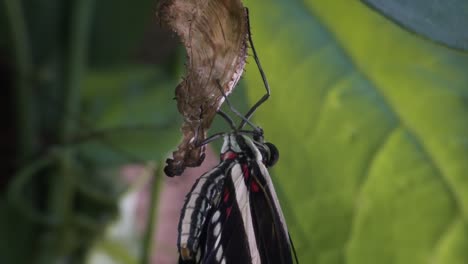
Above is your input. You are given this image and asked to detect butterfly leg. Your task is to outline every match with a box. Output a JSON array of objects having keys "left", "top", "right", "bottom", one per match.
[
  {"left": 217, "top": 110, "right": 236, "bottom": 130},
  {"left": 215, "top": 79, "right": 258, "bottom": 130},
  {"left": 239, "top": 7, "right": 271, "bottom": 129},
  {"left": 196, "top": 132, "right": 225, "bottom": 147}
]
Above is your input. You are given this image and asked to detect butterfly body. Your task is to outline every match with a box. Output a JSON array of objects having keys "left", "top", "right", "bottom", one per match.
[{"left": 178, "top": 133, "right": 293, "bottom": 264}]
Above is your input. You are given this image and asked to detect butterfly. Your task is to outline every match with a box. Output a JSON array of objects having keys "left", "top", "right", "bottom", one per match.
[
  {"left": 176, "top": 9, "right": 298, "bottom": 264},
  {"left": 177, "top": 130, "right": 296, "bottom": 264}
]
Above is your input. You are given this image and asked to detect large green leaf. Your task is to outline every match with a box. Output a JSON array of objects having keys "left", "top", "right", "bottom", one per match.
[
  {"left": 362, "top": 0, "right": 468, "bottom": 51},
  {"left": 243, "top": 0, "right": 468, "bottom": 263}
]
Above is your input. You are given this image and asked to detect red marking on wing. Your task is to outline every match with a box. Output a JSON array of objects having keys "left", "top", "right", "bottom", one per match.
[
  {"left": 226, "top": 206, "right": 232, "bottom": 217},
  {"left": 251, "top": 181, "right": 260, "bottom": 192},
  {"left": 223, "top": 188, "right": 230, "bottom": 202},
  {"left": 221, "top": 151, "right": 237, "bottom": 161},
  {"left": 242, "top": 164, "right": 249, "bottom": 180}
]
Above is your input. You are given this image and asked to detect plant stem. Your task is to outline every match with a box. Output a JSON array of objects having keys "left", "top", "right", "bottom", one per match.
[
  {"left": 38, "top": 0, "right": 95, "bottom": 263},
  {"left": 7, "top": 148, "right": 60, "bottom": 225},
  {"left": 60, "top": 0, "right": 94, "bottom": 142},
  {"left": 4, "top": 0, "right": 36, "bottom": 161},
  {"left": 141, "top": 163, "right": 164, "bottom": 264}
]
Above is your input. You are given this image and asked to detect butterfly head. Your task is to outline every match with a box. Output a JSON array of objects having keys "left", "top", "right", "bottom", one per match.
[
  {"left": 257, "top": 141, "right": 279, "bottom": 167},
  {"left": 221, "top": 131, "right": 279, "bottom": 167},
  {"left": 252, "top": 135, "right": 279, "bottom": 168}
]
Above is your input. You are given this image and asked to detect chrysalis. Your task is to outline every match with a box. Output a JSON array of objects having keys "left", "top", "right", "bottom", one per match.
[{"left": 158, "top": 0, "right": 249, "bottom": 177}]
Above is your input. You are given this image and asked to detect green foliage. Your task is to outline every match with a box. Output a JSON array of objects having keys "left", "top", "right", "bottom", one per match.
[
  {"left": 89, "top": 0, "right": 156, "bottom": 66},
  {"left": 3, "top": 0, "right": 468, "bottom": 263},
  {"left": 362, "top": 0, "right": 468, "bottom": 51},
  {"left": 244, "top": 0, "right": 468, "bottom": 263},
  {"left": 80, "top": 66, "right": 181, "bottom": 165},
  {"left": 1, "top": 0, "right": 179, "bottom": 263},
  {"left": 92, "top": 239, "right": 139, "bottom": 264},
  {"left": 0, "top": 199, "right": 38, "bottom": 264}
]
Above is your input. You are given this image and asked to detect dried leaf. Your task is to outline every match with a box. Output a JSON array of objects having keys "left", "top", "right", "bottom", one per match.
[{"left": 158, "top": 0, "right": 248, "bottom": 176}]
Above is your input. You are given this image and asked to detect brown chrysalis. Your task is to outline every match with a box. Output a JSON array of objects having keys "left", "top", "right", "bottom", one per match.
[{"left": 158, "top": 0, "right": 248, "bottom": 176}]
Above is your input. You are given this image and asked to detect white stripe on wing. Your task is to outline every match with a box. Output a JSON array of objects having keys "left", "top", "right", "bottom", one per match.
[{"left": 230, "top": 163, "right": 261, "bottom": 264}]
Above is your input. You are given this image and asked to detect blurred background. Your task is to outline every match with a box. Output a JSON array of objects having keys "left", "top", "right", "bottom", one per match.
[{"left": 1, "top": 0, "right": 468, "bottom": 264}]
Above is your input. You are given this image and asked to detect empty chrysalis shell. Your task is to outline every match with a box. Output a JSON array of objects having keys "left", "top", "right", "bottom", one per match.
[{"left": 158, "top": 0, "right": 249, "bottom": 176}]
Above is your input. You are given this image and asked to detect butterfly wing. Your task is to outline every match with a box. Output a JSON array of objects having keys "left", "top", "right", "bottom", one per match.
[
  {"left": 203, "top": 161, "right": 294, "bottom": 264},
  {"left": 249, "top": 161, "right": 293, "bottom": 264},
  {"left": 178, "top": 162, "right": 232, "bottom": 263},
  {"left": 178, "top": 135, "right": 296, "bottom": 264},
  {"left": 204, "top": 162, "right": 266, "bottom": 264}
]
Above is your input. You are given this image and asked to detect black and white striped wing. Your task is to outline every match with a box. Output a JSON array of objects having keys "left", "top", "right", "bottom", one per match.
[
  {"left": 202, "top": 163, "right": 254, "bottom": 264},
  {"left": 249, "top": 161, "right": 293, "bottom": 264},
  {"left": 178, "top": 161, "right": 254, "bottom": 264},
  {"left": 178, "top": 134, "right": 295, "bottom": 264},
  {"left": 203, "top": 161, "right": 293, "bottom": 264},
  {"left": 178, "top": 162, "right": 232, "bottom": 263}
]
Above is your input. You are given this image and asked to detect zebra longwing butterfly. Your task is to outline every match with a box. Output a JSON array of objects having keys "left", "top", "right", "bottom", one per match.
[
  {"left": 176, "top": 9, "right": 297, "bottom": 264},
  {"left": 177, "top": 131, "right": 295, "bottom": 264}
]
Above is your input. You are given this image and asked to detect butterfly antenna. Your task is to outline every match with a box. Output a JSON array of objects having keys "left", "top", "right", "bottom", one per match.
[
  {"left": 289, "top": 233, "right": 300, "bottom": 264},
  {"left": 215, "top": 79, "right": 259, "bottom": 131},
  {"left": 239, "top": 8, "right": 271, "bottom": 130}
]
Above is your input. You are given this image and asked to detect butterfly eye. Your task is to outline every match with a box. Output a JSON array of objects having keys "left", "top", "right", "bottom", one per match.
[{"left": 265, "top": 142, "right": 279, "bottom": 167}]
